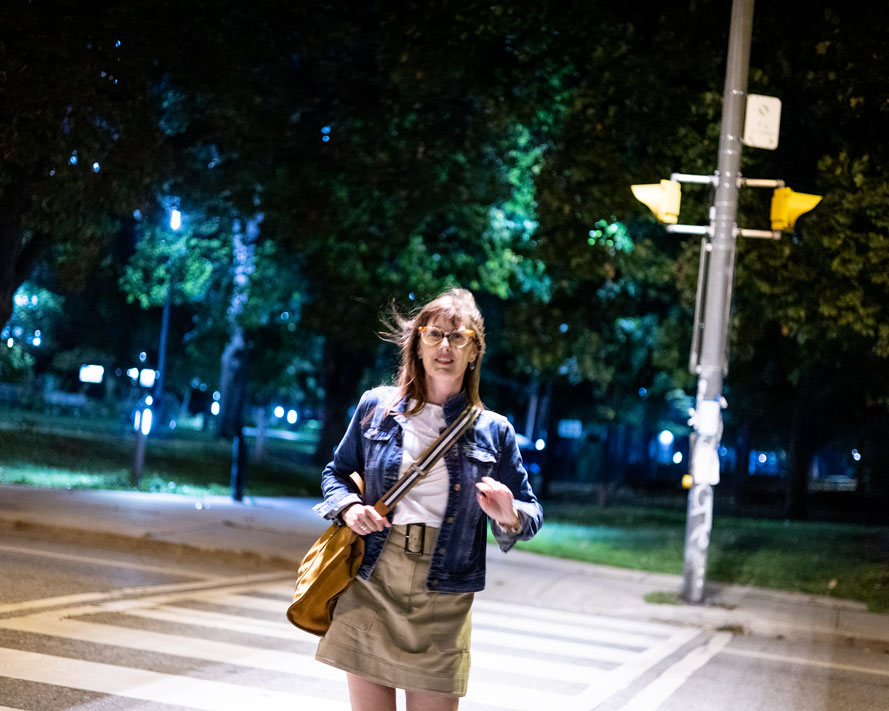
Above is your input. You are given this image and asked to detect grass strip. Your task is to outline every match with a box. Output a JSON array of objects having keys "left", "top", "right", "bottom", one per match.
[{"left": 515, "top": 502, "right": 889, "bottom": 613}]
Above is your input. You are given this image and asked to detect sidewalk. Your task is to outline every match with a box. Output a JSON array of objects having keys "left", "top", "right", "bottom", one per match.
[{"left": 1, "top": 484, "right": 888, "bottom": 644}]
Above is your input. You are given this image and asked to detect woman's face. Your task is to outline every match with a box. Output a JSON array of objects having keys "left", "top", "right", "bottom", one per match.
[{"left": 417, "top": 316, "right": 478, "bottom": 385}]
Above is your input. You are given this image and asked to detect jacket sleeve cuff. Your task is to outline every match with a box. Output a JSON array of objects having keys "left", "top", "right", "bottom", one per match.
[
  {"left": 313, "top": 493, "right": 362, "bottom": 523},
  {"left": 491, "top": 510, "right": 525, "bottom": 551}
]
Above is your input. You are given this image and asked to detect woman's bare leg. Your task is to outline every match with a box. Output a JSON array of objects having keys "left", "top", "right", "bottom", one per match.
[
  {"left": 346, "top": 673, "right": 397, "bottom": 711},
  {"left": 405, "top": 690, "right": 459, "bottom": 711}
]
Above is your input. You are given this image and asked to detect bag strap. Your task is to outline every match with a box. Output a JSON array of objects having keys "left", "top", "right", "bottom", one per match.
[{"left": 372, "top": 404, "right": 480, "bottom": 517}]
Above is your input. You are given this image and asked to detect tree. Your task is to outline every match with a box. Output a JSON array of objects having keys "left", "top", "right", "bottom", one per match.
[{"left": 0, "top": 2, "right": 182, "bottom": 331}]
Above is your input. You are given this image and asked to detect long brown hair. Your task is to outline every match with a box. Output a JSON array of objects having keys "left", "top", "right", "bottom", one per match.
[{"left": 383, "top": 288, "right": 486, "bottom": 415}]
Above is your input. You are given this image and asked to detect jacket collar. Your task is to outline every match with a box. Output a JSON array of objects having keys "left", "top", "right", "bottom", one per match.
[
  {"left": 442, "top": 390, "right": 470, "bottom": 424},
  {"left": 380, "top": 390, "right": 470, "bottom": 427}
]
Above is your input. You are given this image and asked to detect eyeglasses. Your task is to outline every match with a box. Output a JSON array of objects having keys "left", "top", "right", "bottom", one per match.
[{"left": 418, "top": 326, "right": 475, "bottom": 348}]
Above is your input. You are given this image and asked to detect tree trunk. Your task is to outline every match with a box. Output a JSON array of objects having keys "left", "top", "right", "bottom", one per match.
[
  {"left": 253, "top": 406, "right": 268, "bottom": 464},
  {"left": 217, "top": 328, "right": 249, "bottom": 439},
  {"left": 784, "top": 378, "right": 818, "bottom": 520},
  {"left": 606, "top": 422, "right": 628, "bottom": 489},
  {"left": 313, "top": 336, "right": 369, "bottom": 467},
  {"left": 731, "top": 423, "right": 751, "bottom": 508}
]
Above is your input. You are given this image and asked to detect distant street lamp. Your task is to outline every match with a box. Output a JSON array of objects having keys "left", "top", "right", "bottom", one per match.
[{"left": 132, "top": 206, "right": 183, "bottom": 486}]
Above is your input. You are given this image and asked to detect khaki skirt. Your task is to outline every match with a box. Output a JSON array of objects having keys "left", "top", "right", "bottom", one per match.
[{"left": 315, "top": 524, "right": 475, "bottom": 697}]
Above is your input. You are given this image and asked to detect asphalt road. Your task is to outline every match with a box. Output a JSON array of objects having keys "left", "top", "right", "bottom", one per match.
[{"left": 0, "top": 529, "right": 887, "bottom": 711}]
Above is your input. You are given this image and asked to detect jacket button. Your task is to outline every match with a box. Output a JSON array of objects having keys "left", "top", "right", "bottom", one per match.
[
  {"left": 446, "top": 516, "right": 455, "bottom": 524},
  {"left": 438, "top": 547, "right": 446, "bottom": 555},
  {"left": 453, "top": 483, "right": 461, "bottom": 491},
  {"left": 429, "top": 579, "right": 438, "bottom": 587}
]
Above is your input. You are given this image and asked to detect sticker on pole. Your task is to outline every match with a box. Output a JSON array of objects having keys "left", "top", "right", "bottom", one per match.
[
  {"left": 742, "top": 94, "right": 781, "bottom": 150},
  {"left": 692, "top": 441, "right": 721, "bottom": 486}
]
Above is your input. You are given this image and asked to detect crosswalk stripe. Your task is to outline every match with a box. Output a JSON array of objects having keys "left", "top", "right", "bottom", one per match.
[
  {"left": 0, "top": 606, "right": 599, "bottom": 689},
  {"left": 0, "top": 614, "right": 342, "bottom": 680},
  {"left": 0, "top": 647, "right": 351, "bottom": 711},
  {"left": 0, "top": 577, "right": 710, "bottom": 711},
  {"left": 615, "top": 632, "right": 733, "bottom": 711},
  {"left": 211, "top": 593, "right": 663, "bottom": 650},
  {"left": 125, "top": 605, "right": 304, "bottom": 640},
  {"left": 471, "top": 627, "right": 634, "bottom": 662},
  {"left": 564, "top": 628, "right": 702, "bottom": 711},
  {"left": 473, "top": 598, "right": 676, "bottom": 638},
  {"left": 0, "top": 610, "right": 595, "bottom": 711},
  {"left": 204, "top": 592, "right": 286, "bottom": 612},
  {"left": 472, "top": 610, "right": 656, "bottom": 649},
  {"left": 126, "top": 600, "right": 637, "bottom": 666},
  {"left": 129, "top": 600, "right": 635, "bottom": 663},
  {"left": 471, "top": 648, "right": 605, "bottom": 684}
]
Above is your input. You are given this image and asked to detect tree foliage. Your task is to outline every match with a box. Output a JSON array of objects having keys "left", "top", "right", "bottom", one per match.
[{"left": 3, "top": 1, "right": 889, "bottom": 510}]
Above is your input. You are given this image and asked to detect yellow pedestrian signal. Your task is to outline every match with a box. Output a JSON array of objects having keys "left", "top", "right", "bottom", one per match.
[
  {"left": 631, "top": 180, "right": 681, "bottom": 224},
  {"left": 770, "top": 187, "right": 822, "bottom": 232},
  {"left": 681, "top": 474, "right": 694, "bottom": 489}
]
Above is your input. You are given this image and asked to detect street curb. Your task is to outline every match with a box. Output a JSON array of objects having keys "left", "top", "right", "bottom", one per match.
[{"left": 490, "top": 547, "right": 889, "bottom": 646}]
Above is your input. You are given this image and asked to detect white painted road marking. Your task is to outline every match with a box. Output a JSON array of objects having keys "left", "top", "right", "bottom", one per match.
[
  {"left": 615, "top": 631, "right": 733, "bottom": 711},
  {"left": 724, "top": 647, "right": 889, "bottom": 679},
  {"left": 0, "top": 647, "right": 351, "bottom": 711},
  {"left": 0, "top": 575, "right": 715, "bottom": 711},
  {"left": 566, "top": 628, "right": 702, "bottom": 711}
]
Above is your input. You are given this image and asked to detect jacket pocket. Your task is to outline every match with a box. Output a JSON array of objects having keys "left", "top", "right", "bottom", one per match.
[
  {"left": 363, "top": 426, "right": 396, "bottom": 442},
  {"left": 463, "top": 444, "right": 497, "bottom": 479}
]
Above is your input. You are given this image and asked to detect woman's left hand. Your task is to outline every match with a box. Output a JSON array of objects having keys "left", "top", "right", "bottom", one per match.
[{"left": 475, "top": 476, "right": 520, "bottom": 529}]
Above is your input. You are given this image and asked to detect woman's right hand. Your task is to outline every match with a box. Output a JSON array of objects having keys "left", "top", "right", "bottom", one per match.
[{"left": 342, "top": 503, "right": 391, "bottom": 535}]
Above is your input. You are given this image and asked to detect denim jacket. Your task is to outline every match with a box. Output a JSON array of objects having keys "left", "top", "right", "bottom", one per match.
[{"left": 313, "top": 386, "right": 543, "bottom": 593}]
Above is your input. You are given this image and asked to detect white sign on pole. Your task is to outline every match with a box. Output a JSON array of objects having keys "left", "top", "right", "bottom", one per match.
[{"left": 742, "top": 94, "right": 781, "bottom": 150}]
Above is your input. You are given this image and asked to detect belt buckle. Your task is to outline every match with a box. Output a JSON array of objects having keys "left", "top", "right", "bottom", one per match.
[{"left": 404, "top": 523, "right": 426, "bottom": 556}]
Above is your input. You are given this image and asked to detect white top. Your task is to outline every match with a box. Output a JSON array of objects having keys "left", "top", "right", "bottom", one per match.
[{"left": 391, "top": 401, "right": 450, "bottom": 527}]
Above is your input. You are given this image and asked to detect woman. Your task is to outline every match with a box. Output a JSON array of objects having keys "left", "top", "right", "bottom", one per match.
[{"left": 312, "top": 288, "right": 543, "bottom": 711}]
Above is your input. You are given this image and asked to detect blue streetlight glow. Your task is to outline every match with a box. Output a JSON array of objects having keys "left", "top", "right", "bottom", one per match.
[
  {"left": 170, "top": 209, "right": 182, "bottom": 231},
  {"left": 658, "top": 430, "right": 675, "bottom": 447}
]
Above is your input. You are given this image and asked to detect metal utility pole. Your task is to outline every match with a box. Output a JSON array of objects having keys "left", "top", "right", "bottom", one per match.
[{"left": 681, "top": 0, "right": 754, "bottom": 604}]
